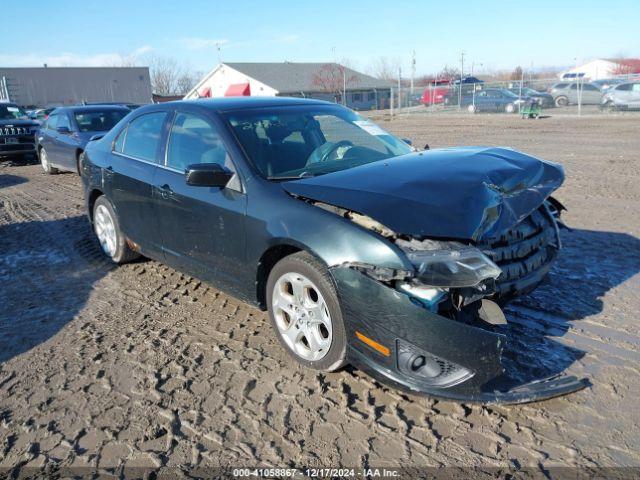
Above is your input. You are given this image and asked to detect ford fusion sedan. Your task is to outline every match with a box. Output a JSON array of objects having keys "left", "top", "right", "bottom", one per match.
[
  {"left": 0, "top": 103, "right": 39, "bottom": 160},
  {"left": 37, "top": 105, "right": 129, "bottom": 174},
  {"left": 81, "top": 97, "right": 587, "bottom": 404}
]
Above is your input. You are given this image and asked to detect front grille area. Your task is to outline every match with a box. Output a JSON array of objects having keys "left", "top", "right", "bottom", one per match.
[
  {"left": 477, "top": 206, "right": 559, "bottom": 299},
  {"left": 0, "top": 126, "right": 33, "bottom": 136}
]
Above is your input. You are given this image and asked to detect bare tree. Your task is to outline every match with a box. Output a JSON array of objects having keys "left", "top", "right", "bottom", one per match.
[
  {"left": 369, "top": 56, "right": 401, "bottom": 81},
  {"left": 148, "top": 56, "right": 181, "bottom": 96},
  {"left": 311, "top": 63, "right": 358, "bottom": 102},
  {"left": 510, "top": 66, "right": 524, "bottom": 80}
]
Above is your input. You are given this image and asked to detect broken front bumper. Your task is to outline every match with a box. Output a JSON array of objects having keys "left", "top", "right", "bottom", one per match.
[{"left": 331, "top": 267, "right": 588, "bottom": 404}]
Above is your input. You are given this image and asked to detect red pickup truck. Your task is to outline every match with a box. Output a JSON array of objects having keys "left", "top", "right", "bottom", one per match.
[{"left": 421, "top": 79, "right": 452, "bottom": 105}]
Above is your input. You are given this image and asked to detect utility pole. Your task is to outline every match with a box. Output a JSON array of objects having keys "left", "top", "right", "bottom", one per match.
[
  {"left": 215, "top": 42, "right": 223, "bottom": 63},
  {"left": 410, "top": 50, "right": 416, "bottom": 96},
  {"left": 458, "top": 51, "right": 465, "bottom": 109},
  {"left": 398, "top": 66, "right": 402, "bottom": 112}
]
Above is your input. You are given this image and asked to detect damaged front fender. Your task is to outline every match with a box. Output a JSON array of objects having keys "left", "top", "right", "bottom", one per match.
[{"left": 332, "top": 266, "right": 588, "bottom": 404}]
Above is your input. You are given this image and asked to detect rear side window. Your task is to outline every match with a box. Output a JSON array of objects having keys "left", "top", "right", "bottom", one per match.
[
  {"left": 122, "top": 112, "right": 166, "bottom": 162},
  {"left": 46, "top": 114, "right": 58, "bottom": 130},
  {"left": 616, "top": 83, "right": 632, "bottom": 91},
  {"left": 166, "top": 112, "right": 232, "bottom": 172},
  {"left": 74, "top": 110, "right": 128, "bottom": 132},
  {"left": 633, "top": 84, "right": 640, "bottom": 92}
]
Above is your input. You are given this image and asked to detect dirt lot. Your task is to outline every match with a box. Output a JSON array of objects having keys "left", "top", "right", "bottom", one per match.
[{"left": 1, "top": 112, "right": 639, "bottom": 475}]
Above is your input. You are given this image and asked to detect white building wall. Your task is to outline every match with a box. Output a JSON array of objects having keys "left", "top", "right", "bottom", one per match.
[
  {"left": 184, "top": 64, "right": 278, "bottom": 99},
  {"left": 560, "top": 59, "right": 619, "bottom": 81}
]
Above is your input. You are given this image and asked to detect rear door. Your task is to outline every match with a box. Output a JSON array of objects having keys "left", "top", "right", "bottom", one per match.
[
  {"left": 105, "top": 111, "right": 168, "bottom": 258},
  {"left": 581, "top": 83, "right": 602, "bottom": 104},
  {"left": 152, "top": 109, "right": 247, "bottom": 291},
  {"left": 53, "top": 111, "right": 77, "bottom": 170}
]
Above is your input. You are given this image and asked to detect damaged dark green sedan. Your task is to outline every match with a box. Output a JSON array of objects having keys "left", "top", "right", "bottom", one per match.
[{"left": 81, "top": 97, "right": 588, "bottom": 404}]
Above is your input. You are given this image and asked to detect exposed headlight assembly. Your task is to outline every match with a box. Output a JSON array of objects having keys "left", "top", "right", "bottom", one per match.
[{"left": 402, "top": 242, "right": 502, "bottom": 288}]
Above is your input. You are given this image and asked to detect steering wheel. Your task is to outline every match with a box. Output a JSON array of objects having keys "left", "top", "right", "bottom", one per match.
[{"left": 309, "top": 140, "right": 354, "bottom": 165}]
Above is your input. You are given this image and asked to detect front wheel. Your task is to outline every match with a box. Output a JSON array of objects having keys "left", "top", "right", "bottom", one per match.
[
  {"left": 467, "top": 104, "right": 477, "bottom": 113},
  {"left": 505, "top": 103, "right": 515, "bottom": 113},
  {"left": 266, "top": 252, "right": 347, "bottom": 372},
  {"left": 39, "top": 147, "right": 58, "bottom": 175},
  {"left": 92, "top": 196, "right": 139, "bottom": 264},
  {"left": 555, "top": 96, "right": 568, "bottom": 107}
]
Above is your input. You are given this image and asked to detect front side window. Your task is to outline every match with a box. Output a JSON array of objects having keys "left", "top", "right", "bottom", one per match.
[
  {"left": 225, "top": 105, "right": 412, "bottom": 179},
  {"left": 616, "top": 83, "right": 632, "bottom": 91},
  {"left": 74, "top": 110, "right": 128, "bottom": 132},
  {"left": 122, "top": 112, "right": 166, "bottom": 162},
  {"left": 166, "top": 112, "right": 232, "bottom": 172},
  {"left": 632, "top": 84, "right": 640, "bottom": 92}
]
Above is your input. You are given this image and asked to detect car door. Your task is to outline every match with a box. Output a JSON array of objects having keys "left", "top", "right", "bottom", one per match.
[
  {"left": 105, "top": 111, "right": 168, "bottom": 258},
  {"left": 630, "top": 83, "right": 640, "bottom": 107},
  {"left": 581, "top": 84, "right": 602, "bottom": 104},
  {"left": 39, "top": 113, "right": 59, "bottom": 162},
  {"left": 152, "top": 110, "right": 247, "bottom": 291},
  {"left": 53, "top": 111, "right": 77, "bottom": 170}
]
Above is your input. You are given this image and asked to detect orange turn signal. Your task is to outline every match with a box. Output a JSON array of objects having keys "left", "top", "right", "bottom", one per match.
[{"left": 355, "top": 331, "right": 391, "bottom": 357}]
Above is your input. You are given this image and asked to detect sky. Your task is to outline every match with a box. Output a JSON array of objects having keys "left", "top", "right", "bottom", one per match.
[{"left": 2, "top": 0, "right": 639, "bottom": 77}]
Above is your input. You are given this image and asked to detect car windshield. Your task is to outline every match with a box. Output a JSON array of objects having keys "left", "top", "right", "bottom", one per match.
[
  {"left": 224, "top": 105, "right": 413, "bottom": 180},
  {"left": 74, "top": 109, "right": 128, "bottom": 132},
  {"left": 0, "top": 104, "right": 27, "bottom": 120}
]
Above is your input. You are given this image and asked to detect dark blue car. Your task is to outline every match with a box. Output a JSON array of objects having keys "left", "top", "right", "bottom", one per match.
[
  {"left": 79, "top": 97, "right": 587, "bottom": 403},
  {"left": 37, "top": 105, "right": 129, "bottom": 174}
]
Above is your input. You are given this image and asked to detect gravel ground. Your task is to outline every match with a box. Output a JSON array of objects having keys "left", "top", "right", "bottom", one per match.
[{"left": 1, "top": 112, "right": 639, "bottom": 475}]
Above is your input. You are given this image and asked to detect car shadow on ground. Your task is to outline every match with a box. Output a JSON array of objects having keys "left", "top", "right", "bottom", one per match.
[
  {"left": 501, "top": 227, "right": 640, "bottom": 384},
  {"left": 0, "top": 174, "right": 28, "bottom": 189},
  {"left": 0, "top": 215, "right": 113, "bottom": 363}
]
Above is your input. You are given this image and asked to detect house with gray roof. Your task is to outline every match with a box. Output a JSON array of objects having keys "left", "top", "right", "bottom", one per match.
[{"left": 184, "top": 62, "right": 392, "bottom": 110}]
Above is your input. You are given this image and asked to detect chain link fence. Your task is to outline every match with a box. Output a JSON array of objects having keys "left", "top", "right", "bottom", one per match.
[{"left": 386, "top": 73, "right": 640, "bottom": 116}]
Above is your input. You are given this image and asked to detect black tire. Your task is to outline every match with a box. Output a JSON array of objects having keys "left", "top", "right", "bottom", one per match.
[
  {"left": 555, "top": 96, "right": 568, "bottom": 107},
  {"left": 76, "top": 150, "right": 84, "bottom": 176},
  {"left": 266, "top": 251, "right": 347, "bottom": 372},
  {"left": 39, "top": 147, "right": 58, "bottom": 175},
  {"left": 505, "top": 102, "right": 516, "bottom": 113},
  {"left": 92, "top": 196, "right": 140, "bottom": 264}
]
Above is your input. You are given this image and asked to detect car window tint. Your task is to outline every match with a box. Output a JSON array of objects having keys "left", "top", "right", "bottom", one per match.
[
  {"left": 167, "top": 112, "right": 231, "bottom": 172},
  {"left": 583, "top": 84, "right": 599, "bottom": 91},
  {"left": 616, "top": 83, "right": 631, "bottom": 91},
  {"left": 113, "top": 127, "right": 126, "bottom": 152},
  {"left": 58, "top": 114, "right": 71, "bottom": 130},
  {"left": 122, "top": 112, "right": 166, "bottom": 162},
  {"left": 47, "top": 114, "right": 58, "bottom": 130}
]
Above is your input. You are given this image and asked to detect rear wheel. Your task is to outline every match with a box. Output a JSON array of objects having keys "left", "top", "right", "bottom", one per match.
[
  {"left": 266, "top": 252, "right": 347, "bottom": 372},
  {"left": 505, "top": 103, "right": 515, "bottom": 113},
  {"left": 467, "top": 104, "right": 477, "bottom": 113},
  {"left": 39, "top": 147, "right": 58, "bottom": 175},
  {"left": 76, "top": 150, "right": 84, "bottom": 175},
  {"left": 555, "top": 96, "right": 568, "bottom": 107},
  {"left": 92, "top": 196, "right": 139, "bottom": 264}
]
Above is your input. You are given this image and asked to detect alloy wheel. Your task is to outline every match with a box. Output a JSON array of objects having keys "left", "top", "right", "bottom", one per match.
[
  {"left": 94, "top": 204, "right": 117, "bottom": 258},
  {"left": 272, "top": 272, "right": 332, "bottom": 361},
  {"left": 40, "top": 148, "right": 49, "bottom": 172}
]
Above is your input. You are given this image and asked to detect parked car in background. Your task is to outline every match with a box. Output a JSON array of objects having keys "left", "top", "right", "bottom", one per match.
[
  {"left": 421, "top": 79, "right": 451, "bottom": 105},
  {"left": 0, "top": 103, "right": 39, "bottom": 160},
  {"left": 507, "top": 87, "right": 555, "bottom": 108},
  {"left": 601, "top": 82, "right": 640, "bottom": 110},
  {"left": 549, "top": 82, "right": 602, "bottom": 106},
  {"left": 458, "top": 88, "right": 527, "bottom": 113},
  {"left": 28, "top": 107, "right": 58, "bottom": 124},
  {"left": 453, "top": 76, "right": 484, "bottom": 85},
  {"left": 80, "top": 97, "right": 586, "bottom": 403},
  {"left": 37, "top": 105, "right": 129, "bottom": 174}
]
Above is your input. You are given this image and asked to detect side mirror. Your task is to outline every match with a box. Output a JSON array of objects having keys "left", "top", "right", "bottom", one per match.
[
  {"left": 186, "top": 163, "right": 233, "bottom": 188},
  {"left": 423, "top": 144, "right": 430, "bottom": 150},
  {"left": 57, "top": 126, "right": 71, "bottom": 134}
]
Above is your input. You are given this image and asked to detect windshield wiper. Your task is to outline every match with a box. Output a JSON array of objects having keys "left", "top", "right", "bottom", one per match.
[{"left": 267, "top": 171, "right": 316, "bottom": 181}]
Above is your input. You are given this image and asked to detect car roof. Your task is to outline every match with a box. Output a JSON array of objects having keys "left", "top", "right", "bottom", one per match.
[
  {"left": 179, "top": 96, "right": 333, "bottom": 111},
  {"left": 62, "top": 105, "right": 130, "bottom": 113}
]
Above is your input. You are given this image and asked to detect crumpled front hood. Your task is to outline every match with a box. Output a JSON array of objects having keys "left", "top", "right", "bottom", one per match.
[{"left": 282, "top": 147, "right": 564, "bottom": 241}]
